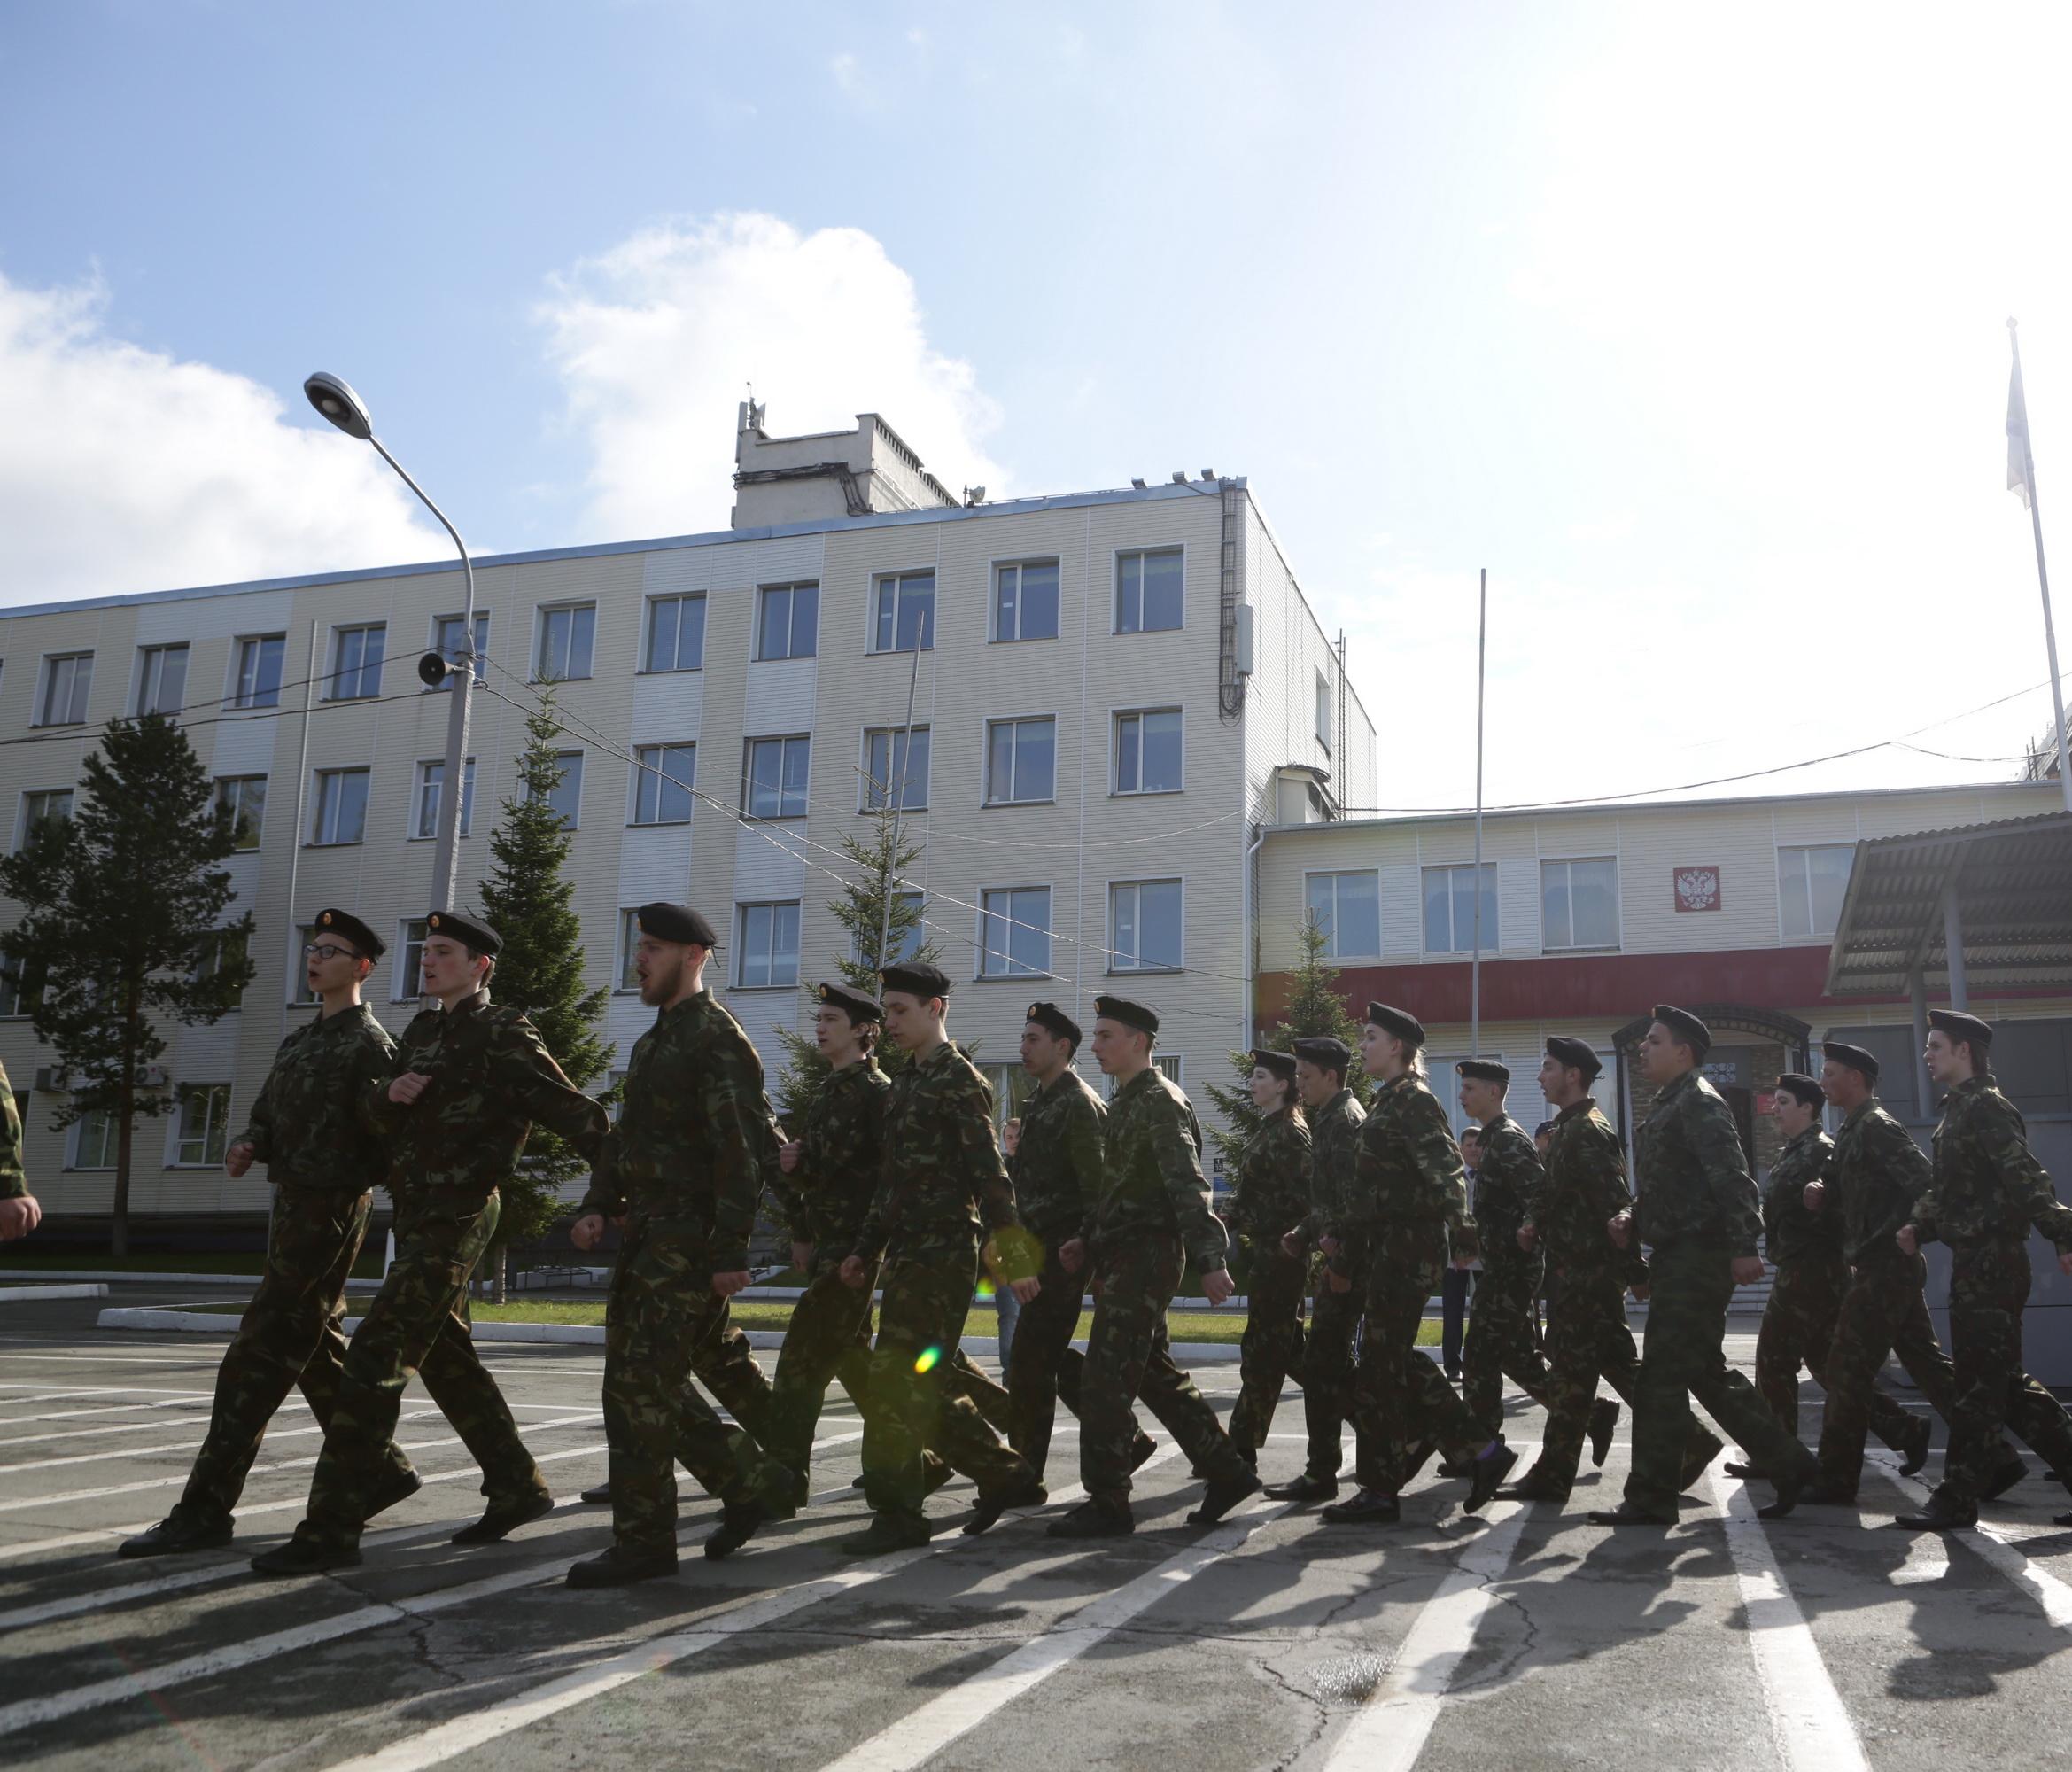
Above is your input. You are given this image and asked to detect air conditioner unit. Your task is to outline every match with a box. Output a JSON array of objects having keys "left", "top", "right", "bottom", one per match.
[
  {"left": 139, "top": 1066, "right": 170, "bottom": 1089},
  {"left": 33, "top": 1066, "right": 66, "bottom": 1092}
]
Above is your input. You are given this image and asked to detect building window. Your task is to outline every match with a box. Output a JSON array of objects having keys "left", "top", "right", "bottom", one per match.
[
  {"left": 644, "top": 594, "right": 706, "bottom": 672},
  {"left": 980, "top": 886, "right": 1052, "bottom": 978},
  {"left": 1114, "top": 709, "right": 1183, "bottom": 795},
  {"left": 19, "top": 789, "right": 74, "bottom": 847},
  {"left": 36, "top": 652, "right": 93, "bottom": 727},
  {"left": 428, "top": 613, "right": 489, "bottom": 688},
  {"left": 394, "top": 919, "right": 428, "bottom": 999},
  {"left": 310, "top": 767, "right": 370, "bottom": 846},
  {"left": 984, "top": 717, "right": 1056, "bottom": 805},
  {"left": 1541, "top": 858, "right": 1619, "bottom": 951},
  {"left": 1306, "top": 870, "right": 1380, "bottom": 958},
  {"left": 0, "top": 954, "right": 44, "bottom": 1017},
  {"left": 742, "top": 735, "right": 809, "bottom": 819},
  {"left": 1153, "top": 1054, "right": 1184, "bottom": 1089},
  {"left": 73, "top": 1108, "right": 118, "bottom": 1170},
  {"left": 411, "top": 758, "right": 477, "bottom": 839},
  {"left": 1115, "top": 548, "right": 1183, "bottom": 634},
  {"left": 617, "top": 909, "right": 642, "bottom": 990},
  {"left": 524, "top": 751, "right": 584, "bottom": 828},
  {"left": 231, "top": 634, "right": 285, "bottom": 710},
  {"left": 982, "top": 1062, "right": 1039, "bottom": 1132},
  {"left": 136, "top": 643, "right": 189, "bottom": 715},
  {"left": 862, "top": 727, "right": 929, "bottom": 812},
  {"left": 757, "top": 583, "right": 819, "bottom": 661},
  {"left": 1422, "top": 862, "right": 1499, "bottom": 954},
  {"left": 214, "top": 776, "right": 267, "bottom": 851},
  {"left": 328, "top": 625, "right": 385, "bottom": 700},
  {"left": 1315, "top": 671, "right": 1332, "bottom": 751},
  {"left": 994, "top": 561, "right": 1059, "bottom": 642},
  {"left": 737, "top": 902, "right": 801, "bottom": 989},
  {"left": 191, "top": 929, "right": 248, "bottom": 988},
  {"left": 872, "top": 571, "right": 935, "bottom": 654},
  {"left": 1780, "top": 843, "right": 1855, "bottom": 939},
  {"left": 173, "top": 1084, "right": 232, "bottom": 1167},
  {"left": 856, "top": 892, "right": 927, "bottom": 967},
  {"left": 536, "top": 603, "right": 596, "bottom": 681},
  {"left": 632, "top": 742, "right": 696, "bottom": 825},
  {"left": 1110, "top": 878, "right": 1183, "bottom": 973}
]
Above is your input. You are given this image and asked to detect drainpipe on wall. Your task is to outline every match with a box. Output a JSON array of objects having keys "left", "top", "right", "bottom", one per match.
[{"left": 1242, "top": 820, "right": 1265, "bottom": 1048}]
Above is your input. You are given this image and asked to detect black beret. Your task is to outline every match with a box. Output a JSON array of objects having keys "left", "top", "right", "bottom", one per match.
[
  {"left": 1928, "top": 1008, "right": 1993, "bottom": 1048},
  {"left": 1544, "top": 1036, "right": 1602, "bottom": 1079},
  {"left": 881, "top": 961, "right": 951, "bottom": 1001},
  {"left": 818, "top": 981, "right": 883, "bottom": 1022},
  {"left": 1773, "top": 1072, "right": 1823, "bottom": 1109},
  {"left": 1024, "top": 1001, "right": 1082, "bottom": 1045},
  {"left": 1366, "top": 1002, "right": 1424, "bottom": 1047},
  {"left": 1251, "top": 1048, "right": 1298, "bottom": 1082},
  {"left": 310, "top": 907, "right": 384, "bottom": 961},
  {"left": 425, "top": 909, "right": 501, "bottom": 956},
  {"left": 637, "top": 901, "right": 718, "bottom": 948},
  {"left": 1457, "top": 1058, "right": 1510, "bottom": 1084},
  {"left": 1093, "top": 993, "right": 1158, "bottom": 1035},
  {"left": 1291, "top": 1036, "right": 1351, "bottom": 1069},
  {"left": 1651, "top": 1003, "right": 1712, "bottom": 1059},
  {"left": 1821, "top": 1040, "right": 1881, "bottom": 1084}
]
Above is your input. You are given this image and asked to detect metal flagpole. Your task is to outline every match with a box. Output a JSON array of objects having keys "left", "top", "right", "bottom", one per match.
[
  {"left": 2009, "top": 320, "right": 2072, "bottom": 812},
  {"left": 1471, "top": 568, "right": 1487, "bottom": 1053}
]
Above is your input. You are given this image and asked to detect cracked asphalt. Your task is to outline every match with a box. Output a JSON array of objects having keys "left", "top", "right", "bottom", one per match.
[{"left": 4, "top": 1287, "right": 2072, "bottom": 1770}]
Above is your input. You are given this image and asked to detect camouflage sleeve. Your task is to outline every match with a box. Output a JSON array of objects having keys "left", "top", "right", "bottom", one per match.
[
  {"left": 957, "top": 1066, "right": 1017, "bottom": 1238},
  {"left": 1580, "top": 1119, "right": 1648, "bottom": 1284},
  {"left": 501, "top": 1020, "right": 609, "bottom": 1166},
  {"left": 0, "top": 1070, "right": 24, "bottom": 1199},
  {"left": 1688, "top": 1087, "right": 1764, "bottom": 1257},
  {"left": 1408, "top": 1089, "right": 1478, "bottom": 1258},
  {"left": 1063, "top": 1088, "right": 1106, "bottom": 1244},
  {"left": 579, "top": 1130, "right": 627, "bottom": 1220},
  {"left": 1861, "top": 1113, "right": 1931, "bottom": 1250},
  {"left": 851, "top": 1088, "right": 897, "bottom": 1264},
  {"left": 1979, "top": 1092, "right": 2072, "bottom": 1250},
  {"left": 239, "top": 1052, "right": 280, "bottom": 1162},
  {"left": 1156, "top": 1094, "right": 1229, "bottom": 1271},
  {"left": 702, "top": 1034, "right": 780, "bottom": 1271}
]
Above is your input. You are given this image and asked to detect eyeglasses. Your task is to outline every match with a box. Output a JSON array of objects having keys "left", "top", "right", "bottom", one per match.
[{"left": 302, "top": 944, "right": 359, "bottom": 963}]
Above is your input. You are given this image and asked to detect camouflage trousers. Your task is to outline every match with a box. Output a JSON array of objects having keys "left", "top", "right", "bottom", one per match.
[
  {"left": 1346, "top": 1236, "right": 1488, "bottom": 1492},
  {"left": 1626, "top": 1240, "right": 1808, "bottom": 1516},
  {"left": 1460, "top": 1255, "right": 1553, "bottom": 1441},
  {"left": 1229, "top": 1241, "right": 1308, "bottom": 1459},
  {"left": 767, "top": 1254, "right": 875, "bottom": 1489},
  {"left": 602, "top": 1224, "right": 792, "bottom": 1553},
  {"left": 859, "top": 1241, "right": 1032, "bottom": 1520},
  {"left": 1757, "top": 1253, "right": 1916, "bottom": 1459},
  {"left": 302, "top": 1192, "right": 543, "bottom": 1546},
  {"left": 180, "top": 1185, "right": 414, "bottom": 1520},
  {"left": 1300, "top": 1265, "right": 1386, "bottom": 1486},
  {"left": 1005, "top": 1240, "right": 1091, "bottom": 1481},
  {"left": 1941, "top": 1240, "right": 2072, "bottom": 1505},
  {"left": 1081, "top": 1232, "right": 1250, "bottom": 1504}
]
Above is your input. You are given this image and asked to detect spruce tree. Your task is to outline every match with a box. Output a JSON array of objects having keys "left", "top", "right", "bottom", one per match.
[{"left": 0, "top": 712, "right": 254, "bottom": 1255}]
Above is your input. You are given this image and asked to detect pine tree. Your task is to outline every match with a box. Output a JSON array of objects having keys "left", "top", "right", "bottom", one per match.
[
  {"left": 474, "top": 690, "right": 614, "bottom": 1287},
  {"left": 1204, "top": 913, "right": 1369, "bottom": 1173},
  {"left": 0, "top": 712, "right": 254, "bottom": 1256}
]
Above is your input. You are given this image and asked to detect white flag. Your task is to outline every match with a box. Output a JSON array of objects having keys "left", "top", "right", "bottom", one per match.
[{"left": 2008, "top": 352, "right": 2033, "bottom": 509}]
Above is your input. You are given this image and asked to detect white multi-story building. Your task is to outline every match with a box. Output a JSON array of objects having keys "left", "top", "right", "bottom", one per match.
[{"left": 0, "top": 406, "right": 1375, "bottom": 1228}]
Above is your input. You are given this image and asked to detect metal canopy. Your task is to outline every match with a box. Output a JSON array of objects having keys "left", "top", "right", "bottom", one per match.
[{"left": 1824, "top": 810, "right": 2072, "bottom": 998}]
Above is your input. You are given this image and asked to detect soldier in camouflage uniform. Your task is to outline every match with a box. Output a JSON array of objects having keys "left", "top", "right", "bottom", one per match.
[
  {"left": 1455, "top": 1060, "right": 1557, "bottom": 1443},
  {"left": 1047, "top": 995, "right": 1261, "bottom": 1538},
  {"left": 1728, "top": 1070, "right": 1925, "bottom": 1482},
  {"left": 0, "top": 1056, "right": 36, "bottom": 1243},
  {"left": 252, "top": 910, "right": 609, "bottom": 1575},
  {"left": 1590, "top": 1006, "right": 1818, "bottom": 1527},
  {"left": 1227, "top": 1048, "right": 1313, "bottom": 1465},
  {"left": 122, "top": 913, "right": 421, "bottom": 1557},
  {"left": 1895, "top": 1010, "right": 2072, "bottom": 1531},
  {"left": 837, "top": 962, "right": 1044, "bottom": 1552},
  {"left": 1322, "top": 1006, "right": 1513, "bottom": 1525}
]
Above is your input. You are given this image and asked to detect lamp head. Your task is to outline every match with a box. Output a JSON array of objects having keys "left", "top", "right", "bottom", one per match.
[{"left": 304, "top": 371, "right": 373, "bottom": 440}]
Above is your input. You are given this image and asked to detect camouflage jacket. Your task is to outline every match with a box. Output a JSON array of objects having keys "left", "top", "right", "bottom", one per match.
[
  {"left": 1300, "top": 1088, "right": 1367, "bottom": 1245},
  {"left": 368, "top": 990, "right": 607, "bottom": 1216},
  {"left": 1828, "top": 1097, "right": 1932, "bottom": 1267},
  {"left": 1632, "top": 1068, "right": 1762, "bottom": 1256},
  {"left": 1230, "top": 1106, "right": 1312, "bottom": 1247},
  {"left": 768, "top": 1057, "right": 887, "bottom": 1254},
  {"left": 1763, "top": 1126, "right": 1841, "bottom": 1266},
  {"left": 579, "top": 991, "right": 779, "bottom": 1269},
  {"left": 852, "top": 1039, "right": 1027, "bottom": 1271},
  {"left": 1526, "top": 1098, "right": 1644, "bottom": 1286},
  {"left": 1088, "top": 1063, "right": 1230, "bottom": 1274},
  {"left": 1916, "top": 1076, "right": 2072, "bottom": 1254},
  {"left": 1339, "top": 1072, "right": 1477, "bottom": 1278},
  {"left": 1472, "top": 1113, "right": 1544, "bottom": 1277},
  {"left": 240, "top": 1003, "right": 395, "bottom": 1193},
  {"left": 0, "top": 1058, "right": 23, "bottom": 1200},
  {"left": 1009, "top": 1066, "right": 1106, "bottom": 1247}
]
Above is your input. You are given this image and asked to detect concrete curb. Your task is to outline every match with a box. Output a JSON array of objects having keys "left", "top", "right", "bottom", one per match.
[{"left": 0, "top": 1283, "right": 109, "bottom": 1303}]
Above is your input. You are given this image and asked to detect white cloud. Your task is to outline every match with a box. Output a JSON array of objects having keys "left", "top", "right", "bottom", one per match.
[
  {"left": 0, "top": 272, "right": 434, "bottom": 606},
  {"left": 536, "top": 213, "right": 1006, "bottom": 540}
]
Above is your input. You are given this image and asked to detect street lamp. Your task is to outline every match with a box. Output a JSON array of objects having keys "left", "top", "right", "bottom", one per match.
[{"left": 303, "top": 372, "right": 479, "bottom": 921}]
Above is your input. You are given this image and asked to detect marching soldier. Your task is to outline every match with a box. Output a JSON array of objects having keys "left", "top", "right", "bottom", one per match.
[
  {"left": 252, "top": 910, "right": 608, "bottom": 1574},
  {"left": 1047, "top": 995, "right": 1261, "bottom": 1537},
  {"left": 565, "top": 904, "right": 798, "bottom": 1587},
  {"left": 1591, "top": 1006, "right": 1817, "bottom": 1527},
  {"left": 1226, "top": 1048, "right": 1313, "bottom": 1466},
  {"left": 837, "top": 963, "right": 1044, "bottom": 1551},
  {"left": 1893, "top": 1010, "right": 2072, "bottom": 1532},
  {"left": 122, "top": 911, "right": 419, "bottom": 1557},
  {"left": 0, "top": 1057, "right": 36, "bottom": 1243},
  {"left": 1322, "top": 1005, "right": 1513, "bottom": 1525}
]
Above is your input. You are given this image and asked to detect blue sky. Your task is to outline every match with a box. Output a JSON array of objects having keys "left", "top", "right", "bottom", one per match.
[{"left": 4, "top": 2, "right": 2068, "bottom": 810}]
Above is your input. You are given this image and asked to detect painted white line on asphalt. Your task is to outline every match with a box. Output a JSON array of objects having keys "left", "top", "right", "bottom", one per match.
[
  {"left": 1866, "top": 1452, "right": 2072, "bottom": 1629},
  {"left": 1890, "top": 1533, "right": 1950, "bottom": 1585},
  {"left": 1, "top": 1397, "right": 224, "bottom": 1441},
  {"left": 3, "top": 1403, "right": 462, "bottom": 1473},
  {"left": 1319, "top": 1504, "right": 1530, "bottom": 1772},
  {"left": 0, "top": 1350, "right": 224, "bottom": 1365},
  {"left": 1708, "top": 1471, "right": 1870, "bottom": 1772},
  {"left": 0, "top": 1384, "right": 209, "bottom": 1403}
]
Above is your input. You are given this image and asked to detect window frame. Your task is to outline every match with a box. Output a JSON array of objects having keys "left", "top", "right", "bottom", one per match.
[
  {"left": 326, "top": 623, "right": 386, "bottom": 702},
  {"left": 1112, "top": 706, "right": 1184, "bottom": 797},
  {"left": 35, "top": 651, "right": 94, "bottom": 727},
  {"left": 1107, "top": 876, "right": 1185, "bottom": 975},
  {"left": 642, "top": 593, "right": 708, "bottom": 674},
  {"left": 1777, "top": 842, "right": 1857, "bottom": 942},
  {"left": 425, "top": 611, "right": 490, "bottom": 690},
  {"left": 869, "top": 570, "right": 936, "bottom": 656},
  {"left": 136, "top": 642, "right": 190, "bottom": 717},
  {"left": 754, "top": 581, "right": 820, "bottom": 662},
  {"left": 0, "top": 952, "right": 45, "bottom": 1018},
  {"left": 734, "top": 900, "right": 803, "bottom": 991},
  {"left": 213, "top": 775, "right": 268, "bottom": 851},
  {"left": 308, "top": 766, "right": 371, "bottom": 847},
  {"left": 1113, "top": 546, "right": 1186, "bottom": 636},
  {"left": 410, "top": 757, "right": 477, "bottom": 840},
  {"left": 229, "top": 633, "right": 286, "bottom": 711},
  {"left": 630, "top": 742, "right": 697, "bottom": 827},
  {"left": 741, "top": 734, "right": 811, "bottom": 820},
  {"left": 393, "top": 919, "right": 429, "bottom": 1000},
  {"left": 170, "top": 1083, "right": 232, "bottom": 1168},
  {"left": 524, "top": 750, "right": 584, "bottom": 829},
  {"left": 1421, "top": 861, "right": 1500, "bottom": 956},
  {"left": 1303, "top": 867, "right": 1382, "bottom": 960},
  {"left": 1315, "top": 670, "right": 1332, "bottom": 753},
  {"left": 1540, "top": 855, "right": 1621, "bottom": 953},
  {"left": 860, "top": 725, "right": 930, "bottom": 812},
  {"left": 18, "top": 788, "right": 75, "bottom": 850},
  {"left": 533, "top": 602, "right": 597, "bottom": 683},
  {"left": 982, "top": 714, "right": 1059, "bottom": 807},
  {"left": 71, "top": 1107, "right": 119, "bottom": 1171},
  {"left": 977, "top": 884, "right": 1053, "bottom": 980},
  {"left": 617, "top": 908, "right": 642, "bottom": 991},
  {"left": 991, "top": 557, "right": 1061, "bottom": 644}
]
